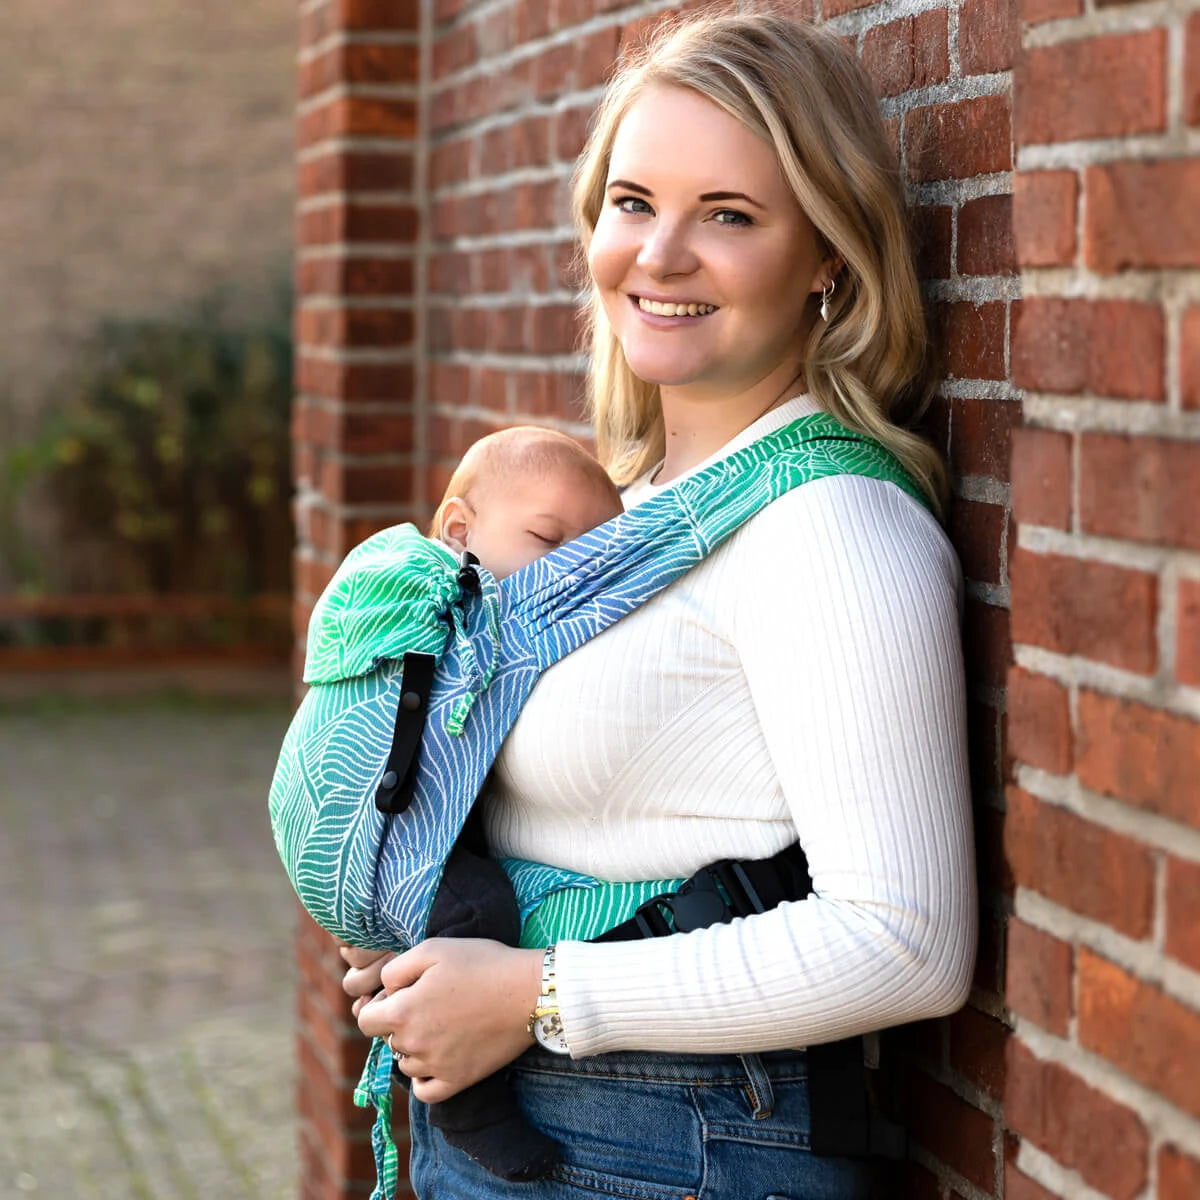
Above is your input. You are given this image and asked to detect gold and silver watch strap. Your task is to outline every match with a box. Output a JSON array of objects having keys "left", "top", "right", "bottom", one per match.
[{"left": 527, "top": 945, "right": 570, "bottom": 1054}]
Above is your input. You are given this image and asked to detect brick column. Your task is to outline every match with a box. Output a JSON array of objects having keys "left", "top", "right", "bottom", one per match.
[
  {"left": 293, "top": 1, "right": 422, "bottom": 1197},
  {"left": 1005, "top": 2, "right": 1200, "bottom": 1196}
]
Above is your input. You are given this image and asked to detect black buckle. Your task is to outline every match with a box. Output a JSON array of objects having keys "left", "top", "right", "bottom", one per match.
[
  {"left": 592, "top": 843, "right": 814, "bottom": 945},
  {"left": 632, "top": 895, "right": 674, "bottom": 938},
  {"left": 374, "top": 651, "right": 436, "bottom": 815},
  {"left": 457, "top": 550, "right": 481, "bottom": 595},
  {"left": 629, "top": 863, "right": 751, "bottom": 937},
  {"left": 669, "top": 868, "right": 735, "bottom": 932}
]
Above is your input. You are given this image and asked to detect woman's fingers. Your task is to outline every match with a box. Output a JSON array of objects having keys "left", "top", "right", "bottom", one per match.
[
  {"left": 354, "top": 939, "right": 543, "bottom": 1100},
  {"left": 341, "top": 949, "right": 395, "bottom": 998},
  {"left": 351, "top": 988, "right": 385, "bottom": 1018},
  {"left": 356, "top": 986, "right": 408, "bottom": 1041}
]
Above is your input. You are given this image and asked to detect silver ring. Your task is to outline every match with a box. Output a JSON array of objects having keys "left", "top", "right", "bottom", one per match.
[{"left": 386, "top": 1032, "right": 406, "bottom": 1059}]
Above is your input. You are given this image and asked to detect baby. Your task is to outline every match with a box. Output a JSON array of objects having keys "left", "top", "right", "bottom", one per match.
[
  {"left": 350, "top": 426, "right": 622, "bottom": 1183},
  {"left": 431, "top": 424, "right": 623, "bottom": 581}
]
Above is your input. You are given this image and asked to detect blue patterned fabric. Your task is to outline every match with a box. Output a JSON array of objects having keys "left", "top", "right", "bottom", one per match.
[{"left": 268, "top": 414, "right": 925, "bottom": 951}]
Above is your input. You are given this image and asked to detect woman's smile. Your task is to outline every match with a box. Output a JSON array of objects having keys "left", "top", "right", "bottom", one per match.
[{"left": 633, "top": 295, "right": 719, "bottom": 319}]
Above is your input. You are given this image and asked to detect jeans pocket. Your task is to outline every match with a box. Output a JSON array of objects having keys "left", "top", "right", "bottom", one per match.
[
  {"left": 524, "top": 1069, "right": 703, "bottom": 1200},
  {"left": 696, "top": 1076, "right": 876, "bottom": 1200}
]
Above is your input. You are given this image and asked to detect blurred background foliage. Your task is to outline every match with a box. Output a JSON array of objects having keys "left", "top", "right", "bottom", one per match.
[
  {"left": 0, "top": 284, "right": 294, "bottom": 650},
  {"left": 1, "top": 1, "right": 297, "bottom": 659}
]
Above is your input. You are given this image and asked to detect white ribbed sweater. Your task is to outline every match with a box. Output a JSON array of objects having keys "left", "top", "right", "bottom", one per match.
[{"left": 484, "top": 397, "right": 977, "bottom": 1058}]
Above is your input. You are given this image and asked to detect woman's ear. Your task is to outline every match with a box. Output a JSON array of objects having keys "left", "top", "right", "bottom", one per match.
[
  {"left": 438, "top": 497, "right": 473, "bottom": 553},
  {"left": 811, "top": 260, "right": 844, "bottom": 296}
]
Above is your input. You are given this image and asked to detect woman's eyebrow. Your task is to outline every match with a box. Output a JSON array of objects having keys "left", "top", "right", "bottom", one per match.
[
  {"left": 699, "top": 190, "right": 765, "bottom": 210},
  {"left": 606, "top": 178, "right": 651, "bottom": 195},
  {"left": 606, "top": 180, "right": 766, "bottom": 210}
]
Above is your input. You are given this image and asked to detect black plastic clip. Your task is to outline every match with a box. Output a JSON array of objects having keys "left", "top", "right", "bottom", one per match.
[
  {"left": 374, "top": 651, "right": 436, "bottom": 815},
  {"left": 457, "top": 550, "right": 481, "bottom": 595},
  {"left": 668, "top": 869, "right": 736, "bottom": 932}
]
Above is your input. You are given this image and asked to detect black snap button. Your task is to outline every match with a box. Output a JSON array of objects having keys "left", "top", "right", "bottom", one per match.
[
  {"left": 380, "top": 770, "right": 398, "bottom": 790},
  {"left": 401, "top": 691, "right": 422, "bottom": 712}
]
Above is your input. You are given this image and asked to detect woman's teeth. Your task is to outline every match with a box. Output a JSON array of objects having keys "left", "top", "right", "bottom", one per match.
[{"left": 637, "top": 298, "right": 716, "bottom": 317}]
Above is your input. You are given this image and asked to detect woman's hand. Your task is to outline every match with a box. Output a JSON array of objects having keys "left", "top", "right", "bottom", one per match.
[
  {"left": 339, "top": 944, "right": 396, "bottom": 1016},
  {"left": 356, "top": 938, "right": 544, "bottom": 1105}
]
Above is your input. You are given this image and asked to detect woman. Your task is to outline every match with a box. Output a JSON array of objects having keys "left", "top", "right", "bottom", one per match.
[{"left": 345, "top": 13, "right": 976, "bottom": 1197}]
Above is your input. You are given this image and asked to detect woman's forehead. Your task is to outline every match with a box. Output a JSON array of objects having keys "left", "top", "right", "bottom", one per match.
[{"left": 607, "top": 85, "right": 786, "bottom": 193}]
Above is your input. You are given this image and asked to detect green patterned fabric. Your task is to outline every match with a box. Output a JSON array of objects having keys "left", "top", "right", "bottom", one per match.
[
  {"left": 303, "top": 524, "right": 458, "bottom": 685},
  {"left": 518, "top": 875, "right": 687, "bottom": 947},
  {"left": 355, "top": 1039, "right": 400, "bottom": 1200},
  {"left": 270, "top": 414, "right": 928, "bottom": 956}
]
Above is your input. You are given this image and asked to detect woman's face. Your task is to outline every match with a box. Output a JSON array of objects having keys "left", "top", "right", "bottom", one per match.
[{"left": 587, "top": 84, "right": 833, "bottom": 405}]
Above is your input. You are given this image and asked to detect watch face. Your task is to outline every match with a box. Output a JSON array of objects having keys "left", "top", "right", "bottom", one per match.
[{"left": 534, "top": 1011, "right": 570, "bottom": 1054}]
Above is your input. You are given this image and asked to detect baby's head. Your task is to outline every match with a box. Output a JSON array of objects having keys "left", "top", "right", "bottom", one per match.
[{"left": 431, "top": 426, "right": 623, "bottom": 580}]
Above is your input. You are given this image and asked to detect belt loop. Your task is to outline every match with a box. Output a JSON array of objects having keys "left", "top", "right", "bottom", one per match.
[{"left": 738, "top": 1053, "right": 775, "bottom": 1120}]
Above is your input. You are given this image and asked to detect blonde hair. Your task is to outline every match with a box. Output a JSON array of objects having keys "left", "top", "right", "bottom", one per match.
[
  {"left": 429, "top": 425, "right": 621, "bottom": 540},
  {"left": 571, "top": 12, "right": 947, "bottom": 516}
]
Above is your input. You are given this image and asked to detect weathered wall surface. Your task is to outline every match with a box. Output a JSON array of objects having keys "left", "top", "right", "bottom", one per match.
[
  {"left": 0, "top": 0, "right": 295, "bottom": 413},
  {"left": 292, "top": 3, "right": 422, "bottom": 1192},
  {"left": 1004, "top": 1, "right": 1200, "bottom": 1196}
]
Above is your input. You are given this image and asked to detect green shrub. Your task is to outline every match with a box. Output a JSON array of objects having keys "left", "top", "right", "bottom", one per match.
[{"left": 4, "top": 284, "right": 293, "bottom": 598}]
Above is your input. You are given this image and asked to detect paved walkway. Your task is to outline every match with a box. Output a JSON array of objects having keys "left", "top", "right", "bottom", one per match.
[{"left": 0, "top": 695, "right": 300, "bottom": 1198}]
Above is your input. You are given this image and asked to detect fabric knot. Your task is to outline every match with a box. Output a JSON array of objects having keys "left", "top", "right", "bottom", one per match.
[{"left": 445, "top": 567, "right": 503, "bottom": 737}]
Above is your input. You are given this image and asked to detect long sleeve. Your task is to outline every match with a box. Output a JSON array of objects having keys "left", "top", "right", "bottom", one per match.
[{"left": 549, "top": 473, "right": 976, "bottom": 1054}]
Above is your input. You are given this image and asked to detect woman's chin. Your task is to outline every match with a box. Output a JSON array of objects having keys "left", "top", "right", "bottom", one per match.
[{"left": 623, "top": 357, "right": 709, "bottom": 389}]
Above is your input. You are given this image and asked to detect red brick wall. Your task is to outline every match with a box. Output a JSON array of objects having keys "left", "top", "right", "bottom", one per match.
[
  {"left": 1004, "top": 0, "right": 1200, "bottom": 1195},
  {"left": 293, "top": 1, "right": 422, "bottom": 1196},
  {"left": 291, "top": 0, "right": 1199, "bottom": 1197}
]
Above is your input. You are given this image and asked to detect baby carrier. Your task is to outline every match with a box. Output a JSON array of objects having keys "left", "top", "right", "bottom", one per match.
[{"left": 268, "top": 412, "right": 921, "bottom": 1190}]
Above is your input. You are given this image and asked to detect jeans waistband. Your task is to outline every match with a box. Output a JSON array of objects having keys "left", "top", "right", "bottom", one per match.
[{"left": 513, "top": 1045, "right": 808, "bottom": 1083}]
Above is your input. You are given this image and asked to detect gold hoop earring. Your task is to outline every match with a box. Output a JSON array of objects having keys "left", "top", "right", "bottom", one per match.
[{"left": 820, "top": 279, "right": 836, "bottom": 323}]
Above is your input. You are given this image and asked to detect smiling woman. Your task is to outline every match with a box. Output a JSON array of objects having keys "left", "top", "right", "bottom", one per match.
[
  {"left": 573, "top": 17, "right": 946, "bottom": 510},
  {"left": 336, "top": 13, "right": 975, "bottom": 1200},
  {"left": 586, "top": 84, "right": 834, "bottom": 472}
]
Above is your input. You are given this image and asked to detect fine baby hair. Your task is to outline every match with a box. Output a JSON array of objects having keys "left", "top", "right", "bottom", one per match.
[{"left": 430, "top": 424, "right": 622, "bottom": 544}]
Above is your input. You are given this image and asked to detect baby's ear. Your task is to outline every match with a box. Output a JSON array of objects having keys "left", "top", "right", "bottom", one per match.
[{"left": 438, "top": 497, "right": 472, "bottom": 553}]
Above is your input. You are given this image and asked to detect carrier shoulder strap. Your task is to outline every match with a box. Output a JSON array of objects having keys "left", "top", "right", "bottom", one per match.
[
  {"left": 506, "top": 413, "right": 926, "bottom": 672},
  {"left": 372, "top": 416, "right": 922, "bottom": 815}
]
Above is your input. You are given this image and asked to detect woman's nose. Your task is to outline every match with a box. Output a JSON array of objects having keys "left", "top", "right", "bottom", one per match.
[{"left": 636, "top": 219, "right": 698, "bottom": 279}]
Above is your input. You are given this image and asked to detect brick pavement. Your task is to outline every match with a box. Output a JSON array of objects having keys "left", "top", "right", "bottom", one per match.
[{"left": 0, "top": 697, "right": 300, "bottom": 1198}]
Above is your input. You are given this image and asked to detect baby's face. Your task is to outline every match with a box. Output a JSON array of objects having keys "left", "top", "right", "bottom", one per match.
[{"left": 466, "top": 470, "right": 621, "bottom": 580}]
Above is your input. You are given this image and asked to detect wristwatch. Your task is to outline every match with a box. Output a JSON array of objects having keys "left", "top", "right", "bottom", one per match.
[{"left": 526, "top": 945, "right": 570, "bottom": 1054}]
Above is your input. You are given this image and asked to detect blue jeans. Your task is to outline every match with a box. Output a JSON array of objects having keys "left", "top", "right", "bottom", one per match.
[{"left": 408, "top": 1047, "right": 880, "bottom": 1199}]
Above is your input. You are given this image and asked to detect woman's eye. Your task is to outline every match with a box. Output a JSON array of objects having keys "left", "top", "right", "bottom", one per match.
[
  {"left": 713, "top": 208, "right": 753, "bottom": 227},
  {"left": 615, "top": 195, "right": 653, "bottom": 215}
]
